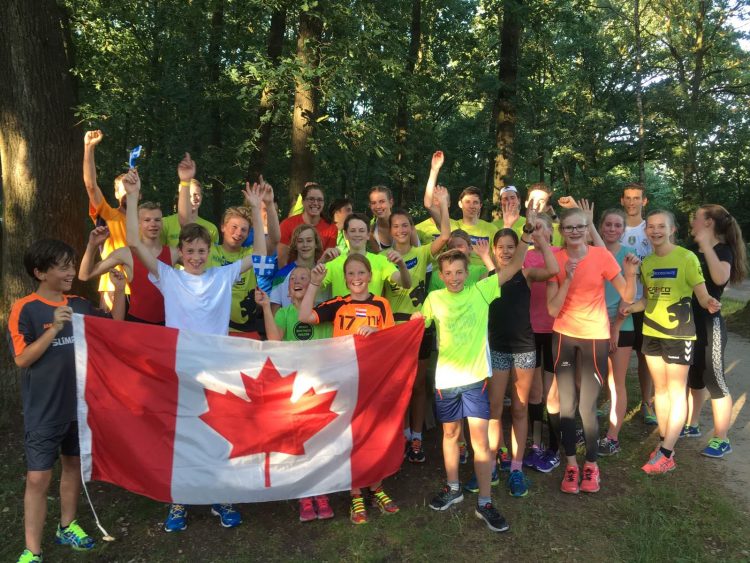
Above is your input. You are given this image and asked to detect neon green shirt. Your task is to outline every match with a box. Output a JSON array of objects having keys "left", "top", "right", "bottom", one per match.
[
  {"left": 208, "top": 245, "right": 257, "bottom": 333},
  {"left": 160, "top": 214, "right": 219, "bottom": 248},
  {"left": 422, "top": 276, "right": 500, "bottom": 389},
  {"left": 450, "top": 219, "right": 498, "bottom": 267},
  {"left": 415, "top": 217, "right": 441, "bottom": 247},
  {"left": 382, "top": 245, "right": 433, "bottom": 321},
  {"left": 274, "top": 305, "right": 332, "bottom": 341},
  {"left": 641, "top": 246, "right": 704, "bottom": 340},
  {"left": 429, "top": 263, "right": 487, "bottom": 292},
  {"left": 322, "top": 251, "right": 397, "bottom": 297}
]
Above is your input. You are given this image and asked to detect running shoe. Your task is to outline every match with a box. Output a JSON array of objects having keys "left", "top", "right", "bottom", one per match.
[
  {"left": 641, "top": 402, "right": 658, "bottom": 425},
  {"left": 464, "top": 467, "right": 500, "bottom": 493},
  {"left": 164, "top": 504, "right": 188, "bottom": 532},
  {"left": 429, "top": 485, "right": 464, "bottom": 511},
  {"left": 680, "top": 425, "right": 702, "bottom": 438},
  {"left": 507, "top": 470, "right": 529, "bottom": 497},
  {"left": 560, "top": 465, "right": 580, "bottom": 494},
  {"left": 642, "top": 450, "right": 676, "bottom": 474},
  {"left": 371, "top": 487, "right": 399, "bottom": 514},
  {"left": 458, "top": 442, "right": 469, "bottom": 464},
  {"left": 475, "top": 502, "right": 510, "bottom": 532},
  {"left": 580, "top": 462, "right": 600, "bottom": 493},
  {"left": 210, "top": 504, "right": 242, "bottom": 528},
  {"left": 350, "top": 495, "right": 368, "bottom": 525},
  {"left": 407, "top": 438, "right": 426, "bottom": 463},
  {"left": 523, "top": 445, "right": 544, "bottom": 470},
  {"left": 701, "top": 438, "right": 732, "bottom": 458},
  {"left": 299, "top": 497, "right": 317, "bottom": 522},
  {"left": 597, "top": 437, "right": 621, "bottom": 457},
  {"left": 497, "top": 447, "right": 511, "bottom": 471},
  {"left": 17, "top": 549, "right": 42, "bottom": 563},
  {"left": 54, "top": 520, "right": 95, "bottom": 551},
  {"left": 536, "top": 449, "right": 560, "bottom": 473},
  {"left": 314, "top": 495, "right": 334, "bottom": 520}
]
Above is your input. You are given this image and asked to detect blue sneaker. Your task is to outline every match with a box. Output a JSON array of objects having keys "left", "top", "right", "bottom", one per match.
[
  {"left": 535, "top": 449, "right": 560, "bottom": 473},
  {"left": 459, "top": 442, "right": 469, "bottom": 464},
  {"left": 464, "top": 467, "right": 500, "bottom": 493},
  {"left": 54, "top": 520, "right": 95, "bottom": 551},
  {"left": 701, "top": 438, "right": 732, "bottom": 458},
  {"left": 680, "top": 425, "right": 702, "bottom": 438},
  {"left": 507, "top": 470, "right": 529, "bottom": 497},
  {"left": 211, "top": 503, "right": 242, "bottom": 528},
  {"left": 164, "top": 504, "right": 188, "bottom": 532},
  {"left": 523, "top": 446, "right": 543, "bottom": 470},
  {"left": 641, "top": 402, "right": 658, "bottom": 425}
]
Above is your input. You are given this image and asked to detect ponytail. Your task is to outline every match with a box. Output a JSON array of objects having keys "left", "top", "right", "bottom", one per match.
[{"left": 700, "top": 204, "right": 748, "bottom": 284}]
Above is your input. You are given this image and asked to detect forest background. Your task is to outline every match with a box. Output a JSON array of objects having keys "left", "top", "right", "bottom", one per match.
[{"left": 1, "top": 0, "right": 749, "bottom": 403}]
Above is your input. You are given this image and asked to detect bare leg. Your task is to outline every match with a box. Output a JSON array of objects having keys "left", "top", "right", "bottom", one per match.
[
  {"left": 24, "top": 470, "right": 53, "bottom": 555},
  {"left": 467, "top": 418, "right": 491, "bottom": 498},
  {"left": 488, "top": 369, "right": 510, "bottom": 461},
  {"left": 606, "top": 346, "right": 632, "bottom": 441},
  {"left": 711, "top": 395, "right": 733, "bottom": 441},
  {"left": 442, "top": 421, "right": 462, "bottom": 483},
  {"left": 510, "top": 367, "right": 534, "bottom": 462}
]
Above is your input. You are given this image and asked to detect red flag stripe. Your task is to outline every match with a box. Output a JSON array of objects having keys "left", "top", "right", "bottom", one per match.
[
  {"left": 83, "top": 316, "right": 180, "bottom": 502},
  {"left": 350, "top": 320, "right": 423, "bottom": 488}
]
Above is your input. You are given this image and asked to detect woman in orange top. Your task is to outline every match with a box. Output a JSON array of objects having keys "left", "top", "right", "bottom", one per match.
[
  {"left": 547, "top": 208, "right": 639, "bottom": 494},
  {"left": 298, "top": 253, "right": 396, "bottom": 525}
]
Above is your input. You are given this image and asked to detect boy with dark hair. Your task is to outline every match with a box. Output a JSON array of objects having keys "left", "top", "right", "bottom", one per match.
[
  {"left": 9, "top": 239, "right": 126, "bottom": 563},
  {"left": 412, "top": 217, "right": 541, "bottom": 532}
]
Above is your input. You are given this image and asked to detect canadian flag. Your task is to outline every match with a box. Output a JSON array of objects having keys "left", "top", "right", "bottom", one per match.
[{"left": 73, "top": 315, "right": 422, "bottom": 504}]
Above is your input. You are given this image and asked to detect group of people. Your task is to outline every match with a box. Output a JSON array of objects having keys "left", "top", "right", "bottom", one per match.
[{"left": 8, "top": 133, "right": 747, "bottom": 561}]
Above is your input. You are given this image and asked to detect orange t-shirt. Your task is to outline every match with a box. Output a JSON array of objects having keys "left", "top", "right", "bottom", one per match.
[
  {"left": 551, "top": 246, "right": 621, "bottom": 340},
  {"left": 89, "top": 199, "right": 129, "bottom": 294},
  {"left": 312, "top": 294, "right": 394, "bottom": 338}
]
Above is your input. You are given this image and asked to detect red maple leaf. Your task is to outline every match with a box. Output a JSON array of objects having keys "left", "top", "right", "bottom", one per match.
[{"left": 199, "top": 358, "right": 338, "bottom": 487}]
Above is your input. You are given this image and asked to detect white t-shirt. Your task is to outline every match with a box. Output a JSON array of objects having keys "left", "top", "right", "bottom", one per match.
[
  {"left": 621, "top": 220, "right": 652, "bottom": 299},
  {"left": 150, "top": 260, "right": 243, "bottom": 335}
]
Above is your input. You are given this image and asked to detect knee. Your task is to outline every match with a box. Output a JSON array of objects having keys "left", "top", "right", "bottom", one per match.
[
  {"left": 511, "top": 401, "right": 527, "bottom": 420},
  {"left": 26, "top": 471, "right": 53, "bottom": 491},
  {"left": 443, "top": 425, "right": 461, "bottom": 441}
]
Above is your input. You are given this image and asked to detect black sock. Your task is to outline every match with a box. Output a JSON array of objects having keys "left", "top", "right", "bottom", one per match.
[
  {"left": 547, "top": 411, "right": 561, "bottom": 452},
  {"left": 529, "top": 402, "right": 544, "bottom": 444},
  {"left": 659, "top": 446, "right": 673, "bottom": 458}
]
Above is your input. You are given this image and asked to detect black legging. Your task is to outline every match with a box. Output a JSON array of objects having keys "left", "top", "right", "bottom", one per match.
[{"left": 553, "top": 332, "right": 609, "bottom": 463}]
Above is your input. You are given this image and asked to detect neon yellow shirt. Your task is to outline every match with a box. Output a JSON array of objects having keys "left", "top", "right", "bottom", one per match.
[
  {"left": 422, "top": 276, "right": 500, "bottom": 389},
  {"left": 381, "top": 245, "right": 433, "bottom": 321},
  {"left": 641, "top": 246, "right": 704, "bottom": 340},
  {"left": 160, "top": 214, "right": 219, "bottom": 248},
  {"left": 321, "top": 251, "right": 397, "bottom": 297},
  {"left": 415, "top": 217, "right": 441, "bottom": 247},
  {"left": 450, "top": 219, "right": 498, "bottom": 267},
  {"left": 429, "top": 263, "right": 487, "bottom": 292}
]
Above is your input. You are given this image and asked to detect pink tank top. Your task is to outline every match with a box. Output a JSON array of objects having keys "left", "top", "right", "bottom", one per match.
[{"left": 524, "top": 247, "right": 561, "bottom": 334}]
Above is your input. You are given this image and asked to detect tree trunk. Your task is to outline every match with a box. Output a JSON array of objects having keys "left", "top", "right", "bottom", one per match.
[
  {"left": 246, "top": 6, "right": 287, "bottom": 183},
  {"left": 289, "top": 7, "right": 323, "bottom": 208},
  {"left": 492, "top": 0, "right": 523, "bottom": 210},
  {"left": 207, "top": 0, "right": 225, "bottom": 225},
  {"left": 0, "top": 0, "right": 87, "bottom": 394},
  {"left": 393, "top": 0, "right": 422, "bottom": 206},
  {"left": 634, "top": 0, "right": 645, "bottom": 183}
]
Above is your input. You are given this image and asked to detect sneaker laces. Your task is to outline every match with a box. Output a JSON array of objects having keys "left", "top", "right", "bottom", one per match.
[
  {"left": 707, "top": 437, "right": 724, "bottom": 449},
  {"left": 411, "top": 438, "right": 422, "bottom": 452},
  {"left": 216, "top": 503, "right": 236, "bottom": 515},
  {"left": 351, "top": 496, "right": 366, "bottom": 513},
  {"left": 373, "top": 488, "right": 394, "bottom": 506},
  {"left": 565, "top": 467, "right": 577, "bottom": 482},
  {"left": 583, "top": 466, "right": 594, "bottom": 480},
  {"left": 62, "top": 520, "right": 89, "bottom": 539}
]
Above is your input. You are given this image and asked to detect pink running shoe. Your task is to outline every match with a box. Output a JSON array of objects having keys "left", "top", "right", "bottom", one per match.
[
  {"left": 642, "top": 450, "right": 676, "bottom": 474},
  {"left": 580, "top": 462, "right": 600, "bottom": 493},
  {"left": 560, "top": 465, "right": 580, "bottom": 494},
  {"left": 314, "top": 495, "right": 334, "bottom": 520},
  {"left": 299, "top": 497, "right": 316, "bottom": 522}
]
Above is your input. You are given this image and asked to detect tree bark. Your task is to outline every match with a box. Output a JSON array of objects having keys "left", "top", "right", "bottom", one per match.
[
  {"left": 246, "top": 6, "right": 287, "bottom": 183},
  {"left": 0, "top": 0, "right": 87, "bottom": 386},
  {"left": 289, "top": 6, "right": 323, "bottom": 207},
  {"left": 634, "top": 0, "right": 645, "bottom": 183},
  {"left": 492, "top": 0, "right": 523, "bottom": 210},
  {"left": 207, "top": 0, "right": 225, "bottom": 225},
  {"left": 393, "top": 0, "right": 422, "bottom": 206}
]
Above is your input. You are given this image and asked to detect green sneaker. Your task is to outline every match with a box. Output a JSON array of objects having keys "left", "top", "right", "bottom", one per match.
[
  {"left": 17, "top": 549, "right": 42, "bottom": 563},
  {"left": 54, "top": 520, "right": 95, "bottom": 551}
]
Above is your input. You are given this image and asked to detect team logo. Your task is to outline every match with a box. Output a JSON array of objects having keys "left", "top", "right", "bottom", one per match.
[
  {"left": 405, "top": 257, "right": 418, "bottom": 270},
  {"left": 293, "top": 321, "right": 314, "bottom": 340},
  {"left": 355, "top": 308, "right": 368, "bottom": 318},
  {"left": 651, "top": 268, "right": 677, "bottom": 279},
  {"left": 628, "top": 235, "right": 636, "bottom": 246}
]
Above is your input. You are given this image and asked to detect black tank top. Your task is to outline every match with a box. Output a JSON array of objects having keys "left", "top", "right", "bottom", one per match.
[{"left": 488, "top": 269, "right": 535, "bottom": 353}]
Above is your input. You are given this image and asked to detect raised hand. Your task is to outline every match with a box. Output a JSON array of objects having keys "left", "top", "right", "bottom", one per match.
[
  {"left": 579, "top": 198, "right": 594, "bottom": 225},
  {"left": 693, "top": 228, "right": 713, "bottom": 248},
  {"left": 431, "top": 151, "right": 445, "bottom": 171},
  {"left": 177, "top": 153, "right": 196, "bottom": 182},
  {"left": 84, "top": 130, "right": 104, "bottom": 147},
  {"left": 557, "top": 196, "right": 578, "bottom": 209},
  {"left": 311, "top": 263, "right": 327, "bottom": 285},
  {"left": 433, "top": 185, "right": 450, "bottom": 207},
  {"left": 259, "top": 175, "right": 275, "bottom": 206},
  {"left": 109, "top": 268, "right": 127, "bottom": 291},
  {"left": 254, "top": 288, "right": 270, "bottom": 307},
  {"left": 52, "top": 306, "right": 73, "bottom": 331},
  {"left": 88, "top": 226, "right": 110, "bottom": 248},
  {"left": 472, "top": 239, "right": 490, "bottom": 258},
  {"left": 242, "top": 181, "right": 263, "bottom": 209},
  {"left": 623, "top": 253, "right": 640, "bottom": 276},
  {"left": 386, "top": 249, "right": 405, "bottom": 266},
  {"left": 502, "top": 199, "right": 520, "bottom": 226},
  {"left": 122, "top": 168, "right": 141, "bottom": 195},
  {"left": 320, "top": 247, "right": 341, "bottom": 263},
  {"left": 531, "top": 223, "right": 547, "bottom": 247}
]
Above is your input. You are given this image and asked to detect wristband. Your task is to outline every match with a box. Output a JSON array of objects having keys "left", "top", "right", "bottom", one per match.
[
  {"left": 522, "top": 224, "right": 535, "bottom": 234},
  {"left": 179, "top": 180, "right": 190, "bottom": 187},
  {"left": 520, "top": 237, "right": 532, "bottom": 245}
]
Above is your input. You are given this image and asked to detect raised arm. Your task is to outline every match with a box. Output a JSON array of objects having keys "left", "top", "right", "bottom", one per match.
[
  {"left": 108, "top": 268, "right": 127, "bottom": 321},
  {"left": 255, "top": 288, "right": 284, "bottom": 341},
  {"left": 423, "top": 150, "right": 444, "bottom": 210},
  {"left": 472, "top": 239, "right": 498, "bottom": 272},
  {"left": 298, "top": 263, "right": 326, "bottom": 323},
  {"left": 608, "top": 253, "right": 639, "bottom": 304},
  {"left": 176, "top": 153, "right": 196, "bottom": 227},
  {"left": 386, "top": 249, "right": 412, "bottom": 289},
  {"left": 695, "top": 230, "right": 731, "bottom": 287},
  {"left": 429, "top": 186, "right": 452, "bottom": 256},
  {"left": 79, "top": 227, "right": 133, "bottom": 282},
  {"left": 525, "top": 227, "right": 560, "bottom": 282},
  {"left": 261, "top": 176, "right": 281, "bottom": 255},
  {"left": 124, "top": 169, "right": 159, "bottom": 277},
  {"left": 579, "top": 198, "right": 604, "bottom": 247},
  {"left": 495, "top": 216, "right": 534, "bottom": 286},
  {"left": 83, "top": 130, "right": 105, "bottom": 207},
  {"left": 239, "top": 182, "right": 268, "bottom": 274},
  {"left": 547, "top": 258, "right": 577, "bottom": 318}
]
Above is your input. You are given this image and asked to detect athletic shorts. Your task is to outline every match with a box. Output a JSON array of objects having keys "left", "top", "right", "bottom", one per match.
[
  {"left": 419, "top": 325, "right": 436, "bottom": 360},
  {"left": 435, "top": 380, "right": 490, "bottom": 422},
  {"left": 618, "top": 330, "right": 635, "bottom": 348},
  {"left": 534, "top": 332, "right": 554, "bottom": 372},
  {"left": 24, "top": 421, "right": 79, "bottom": 471},
  {"left": 688, "top": 315, "right": 729, "bottom": 399},
  {"left": 641, "top": 335, "right": 694, "bottom": 365},
  {"left": 491, "top": 349, "right": 536, "bottom": 371},
  {"left": 632, "top": 311, "right": 645, "bottom": 351}
]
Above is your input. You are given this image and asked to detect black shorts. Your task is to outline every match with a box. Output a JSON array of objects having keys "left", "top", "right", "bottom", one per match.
[
  {"left": 419, "top": 325, "right": 436, "bottom": 360},
  {"left": 24, "top": 421, "right": 79, "bottom": 471},
  {"left": 641, "top": 335, "right": 694, "bottom": 366},
  {"left": 534, "top": 332, "right": 554, "bottom": 372},
  {"left": 618, "top": 330, "right": 635, "bottom": 348},
  {"left": 632, "top": 311, "right": 645, "bottom": 351}
]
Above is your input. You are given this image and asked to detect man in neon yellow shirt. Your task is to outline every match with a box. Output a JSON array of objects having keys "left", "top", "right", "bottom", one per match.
[{"left": 161, "top": 178, "right": 219, "bottom": 248}]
